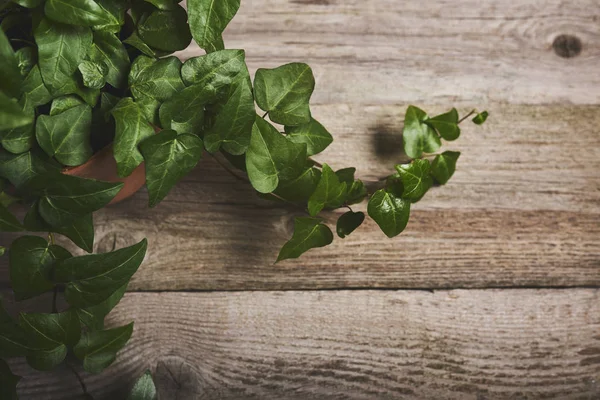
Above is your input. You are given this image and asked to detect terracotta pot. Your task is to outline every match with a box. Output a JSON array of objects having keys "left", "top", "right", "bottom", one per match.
[{"left": 62, "top": 145, "right": 146, "bottom": 205}]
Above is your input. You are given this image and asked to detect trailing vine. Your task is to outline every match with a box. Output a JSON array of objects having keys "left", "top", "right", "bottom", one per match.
[{"left": 0, "top": 0, "right": 487, "bottom": 397}]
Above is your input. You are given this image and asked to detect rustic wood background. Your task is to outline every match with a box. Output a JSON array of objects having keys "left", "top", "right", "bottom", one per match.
[{"left": 2, "top": 0, "right": 600, "bottom": 398}]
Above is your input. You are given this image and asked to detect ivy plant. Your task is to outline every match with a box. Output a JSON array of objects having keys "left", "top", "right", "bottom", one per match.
[{"left": 0, "top": 0, "right": 488, "bottom": 397}]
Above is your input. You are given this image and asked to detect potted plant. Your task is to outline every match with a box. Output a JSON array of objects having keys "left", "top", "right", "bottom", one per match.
[{"left": 0, "top": 0, "right": 487, "bottom": 397}]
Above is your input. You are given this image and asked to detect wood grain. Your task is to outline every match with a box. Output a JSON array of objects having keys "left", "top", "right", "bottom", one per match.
[{"left": 10, "top": 289, "right": 600, "bottom": 399}]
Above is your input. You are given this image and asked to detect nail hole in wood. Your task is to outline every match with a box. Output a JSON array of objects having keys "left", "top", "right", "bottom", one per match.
[{"left": 552, "top": 35, "right": 582, "bottom": 58}]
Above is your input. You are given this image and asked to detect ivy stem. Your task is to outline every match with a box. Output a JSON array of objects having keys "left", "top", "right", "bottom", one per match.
[
  {"left": 309, "top": 158, "right": 323, "bottom": 168},
  {"left": 458, "top": 109, "right": 476, "bottom": 124},
  {"left": 66, "top": 362, "right": 88, "bottom": 397},
  {"left": 262, "top": 111, "right": 268, "bottom": 119}
]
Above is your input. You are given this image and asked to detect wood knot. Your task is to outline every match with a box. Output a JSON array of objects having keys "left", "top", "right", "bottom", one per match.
[{"left": 552, "top": 35, "right": 582, "bottom": 58}]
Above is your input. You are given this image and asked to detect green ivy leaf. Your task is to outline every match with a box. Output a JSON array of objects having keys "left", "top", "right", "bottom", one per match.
[
  {"left": 0, "top": 359, "right": 20, "bottom": 400},
  {"left": 15, "top": 47, "right": 37, "bottom": 78},
  {"left": 395, "top": 159, "right": 432, "bottom": 200},
  {"left": 111, "top": 98, "right": 155, "bottom": 178},
  {"left": 0, "top": 321, "right": 29, "bottom": 359},
  {"left": 308, "top": 163, "right": 347, "bottom": 216},
  {"left": 335, "top": 169, "right": 367, "bottom": 205},
  {"left": 79, "top": 58, "right": 108, "bottom": 91},
  {"left": 0, "top": 92, "right": 31, "bottom": 131},
  {"left": 181, "top": 49, "right": 247, "bottom": 89},
  {"left": 0, "top": 28, "right": 22, "bottom": 98},
  {"left": 254, "top": 63, "right": 315, "bottom": 126},
  {"left": 74, "top": 322, "right": 133, "bottom": 373},
  {"left": 139, "top": 130, "right": 204, "bottom": 207},
  {"left": 367, "top": 189, "right": 411, "bottom": 238},
  {"left": 45, "top": 0, "right": 115, "bottom": 27},
  {"left": 10, "top": 0, "right": 44, "bottom": 8},
  {"left": 36, "top": 103, "right": 93, "bottom": 166},
  {"left": 0, "top": 204, "right": 23, "bottom": 232},
  {"left": 187, "top": 0, "right": 240, "bottom": 51},
  {"left": 128, "top": 370, "right": 157, "bottom": 400},
  {"left": 9, "top": 236, "right": 72, "bottom": 300},
  {"left": 158, "top": 84, "right": 216, "bottom": 134},
  {"left": 76, "top": 283, "right": 126, "bottom": 330},
  {"left": 284, "top": 118, "right": 333, "bottom": 156},
  {"left": 430, "top": 151, "right": 460, "bottom": 185},
  {"left": 19, "top": 309, "right": 80, "bottom": 371},
  {"left": 144, "top": 0, "right": 178, "bottom": 10},
  {"left": 246, "top": 116, "right": 307, "bottom": 194},
  {"left": 402, "top": 105, "right": 441, "bottom": 159},
  {"left": 137, "top": 5, "right": 192, "bottom": 52},
  {"left": 0, "top": 149, "right": 59, "bottom": 189},
  {"left": 53, "top": 239, "right": 147, "bottom": 308},
  {"left": 124, "top": 31, "right": 162, "bottom": 58},
  {"left": 50, "top": 95, "right": 86, "bottom": 116},
  {"left": 1, "top": 120, "right": 35, "bottom": 154},
  {"left": 20, "top": 65, "right": 53, "bottom": 112},
  {"left": 273, "top": 166, "right": 321, "bottom": 202},
  {"left": 425, "top": 108, "right": 460, "bottom": 141},
  {"left": 91, "top": 0, "right": 126, "bottom": 32},
  {"left": 277, "top": 217, "right": 333, "bottom": 262},
  {"left": 34, "top": 17, "right": 92, "bottom": 96},
  {"left": 90, "top": 31, "right": 130, "bottom": 89},
  {"left": 336, "top": 211, "right": 364, "bottom": 239},
  {"left": 473, "top": 111, "right": 489, "bottom": 125}
]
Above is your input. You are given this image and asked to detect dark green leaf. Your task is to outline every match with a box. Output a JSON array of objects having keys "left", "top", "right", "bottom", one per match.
[
  {"left": 99, "top": 92, "right": 120, "bottom": 122},
  {"left": 0, "top": 27, "right": 22, "bottom": 98},
  {"left": 307, "top": 163, "right": 347, "bottom": 216},
  {"left": 395, "top": 159, "right": 432, "bottom": 200},
  {"left": 0, "top": 204, "right": 23, "bottom": 232},
  {"left": 1, "top": 120, "right": 35, "bottom": 154},
  {"left": 74, "top": 322, "right": 133, "bottom": 373},
  {"left": 140, "top": 130, "right": 203, "bottom": 207},
  {"left": 158, "top": 84, "right": 216, "bottom": 134},
  {"left": 187, "top": 0, "right": 240, "bottom": 51},
  {"left": 35, "top": 17, "right": 92, "bottom": 96},
  {"left": 277, "top": 217, "right": 333, "bottom": 262},
  {"left": 19, "top": 309, "right": 80, "bottom": 371},
  {"left": 0, "top": 322, "right": 29, "bottom": 358},
  {"left": 402, "top": 105, "right": 441, "bottom": 159},
  {"left": 0, "top": 92, "right": 31, "bottom": 131},
  {"left": 367, "top": 189, "right": 411, "bottom": 238},
  {"left": 50, "top": 95, "right": 86, "bottom": 116},
  {"left": 92, "top": 0, "right": 126, "bottom": 32},
  {"left": 36, "top": 103, "right": 93, "bottom": 166},
  {"left": 20, "top": 65, "right": 53, "bottom": 111},
  {"left": 11, "top": 0, "right": 44, "bottom": 8},
  {"left": 254, "top": 63, "right": 315, "bottom": 126},
  {"left": 245, "top": 116, "right": 307, "bottom": 194},
  {"left": 0, "top": 359, "right": 20, "bottom": 400},
  {"left": 144, "top": 0, "right": 178, "bottom": 10},
  {"left": 472, "top": 111, "right": 489, "bottom": 125},
  {"left": 430, "top": 150, "right": 460, "bottom": 185},
  {"left": 123, "top": 31, "right": 162, "bottom": 58},
  {"left": 111, "top": 98, "right": 155, "bottom": 177},
  {"left": 181, "top": 49, "right": 247, "bottom": 89},
  {"left": 128, "top": 370, "right": 157, "bottom": 400},
  {"left": 0, "top": 149, "right": 59, "bottom": 188},
  {"left": 346, "top": 180, "right": 367, "bottom": 205},
  {"left": 204, "top": 36, "right": 225, "bottom": 53},
  {"left": 45, "top": 0, "right": 115, "bottom": 27},
  {"left": 9, "top": 236, "right": 71, "bottom": 300},
  {"left": 53, "top": 239, "right": 147, "bottom": 308},
  {"left": 137, "top": 5, "right": 192, "bottom": 52},
  {"left": 336, "top": 211, "right": 364, "bottom": 239},
  {"left": 273, "top": 166, "right": 320, "bottom": 203},
  {"left": 425, "top": 108, "right": 460, "bottom": 141},
  {"left": 335, "top": 167, "right": 355, "bottom": 184},
  {"left": 284, "top": 118, "right": 332, "bottom": 156},
  {"left": 15, "top": 47, "right": 37, "bottom": 78},
  {"left": 90, "top": 31, "right": 129, "bottom": 89},
  {"left": 78, "top": 60, "right": 108, "bottom": 90},
  {"left": 76, "top": 283, "right": 126, "bottom": 330}
]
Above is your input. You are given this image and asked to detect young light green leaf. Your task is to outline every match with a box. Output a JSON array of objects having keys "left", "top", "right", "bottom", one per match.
[
  {"left": 34, "top": 17, "right": 92, "bottom": 96},
  {"left": 336, "top": 211, "right": 365, "bottom": 239},
  {"left": 19, "top": 309, "right": 80, "bottom": 371},
  {"left": 473, "top": 111, "right": 489, "bottom": 125},
  {"left": 277, "top": 217, "right": 333, "bottom": 262},
  {"left": 0, "top": 28, "right": 22, "bottom": 98},
  {"left": 140, "top": 130, "right": 204, "bottom": 207},
  {"left": 76, "top": 284, "right": 126, "bottom": 330},
  {"left": 45, "top": 0, "right": 114, "bottom": 27},
  {"left": 15, "top": 47, "right": 37, "bottom": 78},
  {"left": 0, "top": 92, "right": 32, "bottom": 131},
  {"left": 90, "top": 31, "right": 130, "bottom": 89},
  {"left": 307, "top": 163, "right": 348, "bottom": 216},
  {"left": 0, "top": 204, "right": 23, "bottom": 232},
  {"left": 426, "top": 108, "right": 460, "bottom": 141},
  {"left": 78, "top": 60, "right": 108, "bottom": 90},
  {"left": 128, "top": 370, "right": 157, "bottom": 400},
  {"left": 158, "top": 84, "right": 216, "bottom": 135},
  {"left": 9, "top": 236, "right": 71, "bottom": 300},
  {"left": 273, "top": 166, "right": 321, "bottom": 203},
  {"left": 20, "top": 65, "right": 53, "bottom": 111},
  {"left": 0, "top": 359, "right": 20, "bottom": 400},
  {"left": 53, "top": 239, "right": 147, "bottom": 308},
  {"left": 187, "top": 0, "right": 240, "bottom": 51},
  {"left": 36, "top": 103, "right": 93, "bottom": 166},
  {"left": 395, "top": 159, "right": 433, "bottom": 200},
  {"left": 367, "top": 189, "right": 411, "bottom": 238},
  {"left": 1, "top": 121, "right": 35, "bottom": 154},
  {"left": 181, "top": 49, "right": 247, "bottom": 89},
  {"left": 74, "top": 322, "right": 133, "bottom": 374},
  {"left": 254, "top": 63, "right": 315, "bottom": 126},
  {"left": 430, "top": 151, "right": 460, "bottom": 185},
  {"left": 284, "top": 118, "right": 333, "bottom": 156},
  {"left": 111, "top": 98, "right": 155, "bottom": 177},
  {"left": 246, "top": 116, "right": 307, "bottom": 194},
  {"left": 137, "top": 5, "right": 192, "bottom": 52},
  {"left": 402, "top": 105, "right": 441, "bottom": 159}
]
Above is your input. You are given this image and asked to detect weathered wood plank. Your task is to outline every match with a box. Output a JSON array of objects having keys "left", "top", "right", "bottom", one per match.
[
  {"left": 176, "top": 0, "right": 600, "bottom": 105},
  {"left": 3, "top": 104, "right": 597, "bottom": 290},
  {"left": 10, "top": 289, "right": 600, "bottom": 399}
]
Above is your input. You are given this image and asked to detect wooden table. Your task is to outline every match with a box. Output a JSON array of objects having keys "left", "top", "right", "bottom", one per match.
[{"left": 6, "top": 0, "right": 600, "bottom": 398}]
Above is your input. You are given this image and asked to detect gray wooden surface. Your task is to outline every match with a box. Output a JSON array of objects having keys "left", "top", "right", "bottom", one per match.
[{"left": 3, "top": 0, "right": 600, "bottom": 398}]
